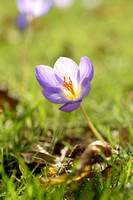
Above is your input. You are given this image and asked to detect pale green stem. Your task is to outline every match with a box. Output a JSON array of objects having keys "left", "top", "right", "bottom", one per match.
[
  {"left": 22, "top": 23, "right": 34, "bottom": 90},
  {"left": 80, "top": 104, "right": 105, "bottom": 142}
]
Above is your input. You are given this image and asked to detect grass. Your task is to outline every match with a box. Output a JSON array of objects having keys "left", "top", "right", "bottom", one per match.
[{"left": 0, "top": 0, "right": 133, "bottom": 199}]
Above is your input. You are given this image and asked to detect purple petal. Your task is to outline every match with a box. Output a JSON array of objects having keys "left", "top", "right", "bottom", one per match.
[
  {"left": 17, "top": 0, "right": 52, "bottom": 17},
  {"left": 59, "top": 100, "right": 82, "bottom": 112},
  {"left": 42, "top": 89, "right": 69, "bottom": 104},
  {"left": 16, "top": 14, "right": 29, "bottom": 30},
  {"left": 35, "top": 65, "right": 61, "bottom": 92},
  {"left": 81, "top": 77, "right": 89, "bottom": 89},
  {"left": 30, "top": 0, "right": 53, "bottom": 17},
  {"left": 77, "top": 69, "right": 80, "bottom": 84},
  {"left": 79, "top": 57, "right": 94, "bottom": 82},
  {"left": 54, "top": 57, "right": 79, "bottom": 82},
  {"left": 54, "top": 73, "right": 63, "bottom": 85},
  {"left": 79, "top": 81, "right": 91, "bottom": 99},
  {"left": 17, "top": 0, "right": 32, "bottom": 14}
]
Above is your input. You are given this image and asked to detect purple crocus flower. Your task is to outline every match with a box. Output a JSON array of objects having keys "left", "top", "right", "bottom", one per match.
[
  {"left": 16, "top": 0, "right": 53, "bottom": 29},
  {"left": 35, "top": 57, "right": 93, "bottom": 112},
  {"left": 16, "top": 0, "right": 53, "bottom": 17}
]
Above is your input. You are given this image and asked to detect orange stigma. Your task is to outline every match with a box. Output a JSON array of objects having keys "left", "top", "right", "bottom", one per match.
[{"left": 62, "top": 76, "right": 76, "bottom": 98}]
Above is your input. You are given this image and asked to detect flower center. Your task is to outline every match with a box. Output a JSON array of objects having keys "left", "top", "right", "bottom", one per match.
[{"left": 62, "top": 76, "right": 78, "bottom": 99}]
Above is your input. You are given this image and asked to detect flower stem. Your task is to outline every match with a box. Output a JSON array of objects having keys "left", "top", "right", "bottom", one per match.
[
  {"left": 23, "top": 23, "right": 34, "bottom": 90},
  {"left": 79, "top": 104, "right": 105, "bottom": 141}
]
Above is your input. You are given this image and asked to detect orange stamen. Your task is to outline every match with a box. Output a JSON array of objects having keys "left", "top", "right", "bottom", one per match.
[{"left": 62, "top": 76, "right": 76, "bottom": 97}]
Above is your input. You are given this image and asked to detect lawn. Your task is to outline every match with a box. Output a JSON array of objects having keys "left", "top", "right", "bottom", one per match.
[{"left": 0, "top": 0, "right": 133, "bottom": 199}]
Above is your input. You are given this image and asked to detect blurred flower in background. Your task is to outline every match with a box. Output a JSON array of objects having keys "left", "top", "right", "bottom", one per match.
[
  {"left": 53, "top": 0, "right": 75, "bottom": 9},
  {"left": 82, "top": 0, "right": 101, "bottom": 10},
  {"left": 16, "top": 0, "right": 53, "bottom": 30},
  {"left": 16, "top": 14, "right": 29, "bottom": 31}
]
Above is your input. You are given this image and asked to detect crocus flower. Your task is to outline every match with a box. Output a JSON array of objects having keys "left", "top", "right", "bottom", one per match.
[
  {"left": 16, "top": 0, "right": 53, "bottom": 29},
  {"left": 35, "top": 57, "right": 93, "bottom": 112},
  {"left": 82, "top": 0, "right": 101, "bottom": 10},
  {"left": 53, "top": 0, "right": 74, "bottom": 8}
]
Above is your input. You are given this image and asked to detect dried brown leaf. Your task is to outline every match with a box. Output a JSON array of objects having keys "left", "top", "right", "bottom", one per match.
[
  {"left": 0, "top": 89, "right": 19, "bottom": 109},
  {"left": 68, "top": 144, "right": 85, "bottom": 159},
  {"left": 21, "top": 144, "right": 58, "bottom": 165},
  {"left": 53, "top": 135, "right": 89, "bottom": 156},
  {"left": 101, "top": 159, "right": 121, "bottom": 178},
  {"left": 75, "top": 140, "right": 112, "bottom": 175},
  {"left": 39, "top": 173, "right": 68, "bottom": 186},
  {"left": 39, "top": 165, "right": 91, "bottom": 186},
  {"left": 120, "top": 126, "right": 129, "bottom": 143}
]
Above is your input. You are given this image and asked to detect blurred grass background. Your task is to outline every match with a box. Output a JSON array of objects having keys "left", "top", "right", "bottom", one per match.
[{"left": 0, "top": 0, "right": 133, "bottom": 138}]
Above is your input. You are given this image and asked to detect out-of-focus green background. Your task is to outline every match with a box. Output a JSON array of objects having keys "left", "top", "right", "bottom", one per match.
[{"left": 0, "top": 0, "right": 133, "bottom": 132}]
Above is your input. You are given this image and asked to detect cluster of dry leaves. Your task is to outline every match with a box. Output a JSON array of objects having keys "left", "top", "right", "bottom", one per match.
[{"left": 20, "top": 136, "right": 120, "bottom": 186}]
